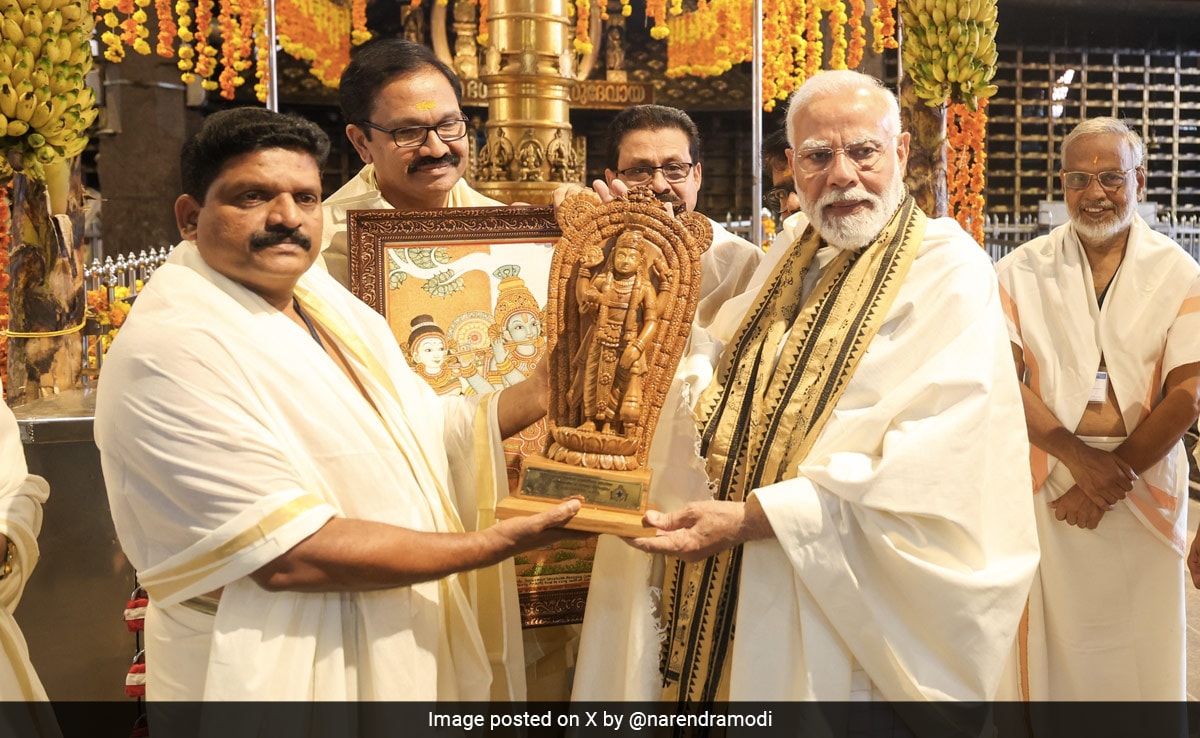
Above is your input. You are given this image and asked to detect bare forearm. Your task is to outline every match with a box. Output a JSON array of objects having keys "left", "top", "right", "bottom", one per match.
[
  {"left": 252, "top": 499, "right": 581, "bottom": 593},
  {"left": 497, "top": 373, "right": 547, "bottom": 437},
  {"left": 1019, "top": 382, "right": 1089, "bottom": 465},
  {"left": 1116, "top": 367, "right": 1200, "bottom": 473},
  {"left": 252, "top": 518, "right": 515, "bottom": 592}
]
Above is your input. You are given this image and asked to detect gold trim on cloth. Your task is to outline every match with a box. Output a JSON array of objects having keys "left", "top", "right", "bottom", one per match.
[
  {"left": 180, "top": 594, "right": 221, "bottom": 617},
  {"left": 142, "top": 493, "right": 327, "bottom": 603},
  {"left": 659, "top": 196, "right": 927, "bottom": 702}
]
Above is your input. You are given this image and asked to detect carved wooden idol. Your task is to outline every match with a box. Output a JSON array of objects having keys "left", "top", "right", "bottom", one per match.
[{"left": 496, "top": 187, "right": 711, "bottom": 536}]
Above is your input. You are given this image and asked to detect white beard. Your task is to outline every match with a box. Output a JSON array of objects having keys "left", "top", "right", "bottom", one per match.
[
  {"left": 801, "top": 175, "right": 905, "bottom": 252},
  {"left": 1070, "top": 199, "right": 1136, "bottom": 244}
]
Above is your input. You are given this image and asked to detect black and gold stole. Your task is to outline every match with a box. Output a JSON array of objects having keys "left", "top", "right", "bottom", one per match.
[{"left": 658, "top": 195, "right": 927, "bottom": 703}]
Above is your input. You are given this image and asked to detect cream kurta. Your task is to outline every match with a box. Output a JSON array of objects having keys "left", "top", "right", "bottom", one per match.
[
  {"left": 996, "top": 216, "right": 1200, "bottom": 701},
  {"left": 695, "top": 219, "right": 764, "bottom": 329},
  {"left": 573, "top": 217, "right": 1040, "bottom": 703},
  {"left": 318, "top": 165, "right": 503, "bottom": 288},
  {"left": 0, "top": 403, "right": 50, "bottom": 704},
  {"left": 95, "top": 241, "right": 520, "bottom": 701}
]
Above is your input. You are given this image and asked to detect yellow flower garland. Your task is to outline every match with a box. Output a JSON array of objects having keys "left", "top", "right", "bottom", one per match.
[
  {"left": 668, "top": 0, "right": 896, "bottom": 112},
  {"left": 98, "top": 0, "right": 371, "bottom": 94}
]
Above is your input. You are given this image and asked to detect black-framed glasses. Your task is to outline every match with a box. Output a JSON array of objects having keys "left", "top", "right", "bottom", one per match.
[
  {"left": 616, "top": 162, "right": 695, "bottom": 185},
  {"left": 793, "top": 140, "right": 891, "bottom": 174},
  {"left": 764, "top": 184, "right": 796, "bottom": 216},
  {"left": 360, "top": 117, "right": 469, "bottom": 148},
  {"left": 1062, "top": 168, "right": 1134, "bottom": 191}
]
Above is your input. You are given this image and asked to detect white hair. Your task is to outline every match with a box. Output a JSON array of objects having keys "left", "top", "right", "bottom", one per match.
[
  {"left": 785, "top": 70, "right": 902, "bottom": 149},
  {"left": 1060, "top": 116, "right": 1145, "bottom": 169}
]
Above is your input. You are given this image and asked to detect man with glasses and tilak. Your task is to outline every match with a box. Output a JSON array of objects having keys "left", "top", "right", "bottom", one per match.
[
  {"left": 318, "top": 38, "right": 501, "bottom": 288},
  {"left": 589, "top": 104, "right": 763, "bottom": 330},
  {"left": 997, "top": 117, "right": 1200, "bottom": 708},
  {"left": 572, "top": 71, "right": 1038, "bottom": 718}
]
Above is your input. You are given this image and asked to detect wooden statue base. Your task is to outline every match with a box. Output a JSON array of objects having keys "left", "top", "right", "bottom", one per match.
[{"left": 497, "top": 455, "right": 657, "bottom": 538}]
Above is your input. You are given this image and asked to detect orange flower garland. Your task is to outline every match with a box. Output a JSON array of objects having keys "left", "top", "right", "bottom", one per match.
[
  {"left": 846, "top": 0, "right": 866, "bottom": 68},
  {"left": 155, "top": 0, "right": 177, "bottom": 56},
  {"left": 102, "top": 0, "right": 370, "bottom": 95},
  {"left": 253, "top": 6, "right": 270, "bottom": 102},
  {"left": 802, "top": 3, "right": 822, "bottom": 80},
  {"left": 870, "top": 0, "right": 898, "bottom": 54},
  {"left": 0, "top": 184, "right": 9, "bottom": 399},
  {"left": 668, "top": 0, "right": 894, "bottom": 111},
  {"left": 574, "top": 0, "right": 592, "bottom": 54},
  {"left": 947, "top": 100, "right": 988, "bottom": 246},
  {"left": 646, "top": 0, "right": 669, "bottom": 39},
  {"left": 351, "top": 0, "right": 370, "bottom": 45},
  {"left": 192, "top": 0, "right": 218, "bottom": 91},
  {"left": 276, "top": 0, "right": 356, "bottom": 87},
  {"left": 217, "top": 0, "right": 239, "bottom": 99}
]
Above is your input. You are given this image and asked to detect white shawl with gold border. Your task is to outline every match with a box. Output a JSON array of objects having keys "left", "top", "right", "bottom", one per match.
[{"left": 96, "top": 241, "right": 518, "bottom": 700}]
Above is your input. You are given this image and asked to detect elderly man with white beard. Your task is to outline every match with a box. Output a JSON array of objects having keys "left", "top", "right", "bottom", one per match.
[
  {"left": 570, "top": 70, "right": 1039, "bottom": 723},
  {"left": 998, "top": 117, "right": 1200, "bottom": 704}
]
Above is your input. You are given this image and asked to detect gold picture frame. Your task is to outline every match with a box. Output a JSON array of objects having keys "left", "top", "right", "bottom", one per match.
[{"left": 347, "top": 205, "right": 593, "bottom": 628}]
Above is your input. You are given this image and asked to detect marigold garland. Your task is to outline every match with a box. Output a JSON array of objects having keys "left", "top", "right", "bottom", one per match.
[
  {"left": 871, "top": 0, "right": 897, "bottom": 54},
  {"left": 574, "top": 0, "right": 592, "bottom": 54},
  {"left": 154, "top": 0, "right": 177, "bottom": 56},
  {"left": 101, "top": 0, "right": 371, "bottom": 95},
  {"left": 252, "top": 6, "right": 270, "bottom": 102},
  {"left": 846, "top": 0, "right": 866, "bottom": 68},
  {"left": 947, "top": 99, "right": 988, "bottom": 246},
  {"left": 0, "top": 184, "right": 9, "bottom": 399},
  {"left": 84, "top": 285, "right": 133, "bottom": 367},
  {"left": 827, "top": 0, "right": 847, "bottom": 69},
  {"left": 194, "top": 0, "right": 219, "bottom": 91},
  {"left": 645, "top": 0, "right": 670, "bottom": 39},
  {"left": 667, "top": 0, "right": 897, "bottom": 112}
]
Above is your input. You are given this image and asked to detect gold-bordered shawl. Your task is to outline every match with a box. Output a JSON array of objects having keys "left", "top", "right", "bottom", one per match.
[{"left": 658, "top": 195, "right": 927, "bottom": 702}]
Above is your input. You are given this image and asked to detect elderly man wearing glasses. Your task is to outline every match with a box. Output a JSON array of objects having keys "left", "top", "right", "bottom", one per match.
[
  {"left": 318, "top": 38, "right": 498, "bottom": 288},
  {"left": 997, "top": 117, "right": 1200, "bottom": 705},
  {"left": 600, "top": 104, "right": 764, "bottom": 329},
  {"left": 572, "top": 72, "right": 1038, "bottom": 722}
]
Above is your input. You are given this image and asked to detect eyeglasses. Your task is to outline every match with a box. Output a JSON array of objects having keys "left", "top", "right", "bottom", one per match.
[
  {"left": 1061, "top": 168, "right": 1134, "bottom": 191},
  {"left": 764, "top": 184, "right": 796, "bottom": 216},
  {"left": 793, "top": 140, "right": 890, "bottom": 174},
  {"left": 360, "top": 117, "right": 469, "bottom": 149},
  {"left": 616, "top": 162, "right": 696, "bottom": 185}
]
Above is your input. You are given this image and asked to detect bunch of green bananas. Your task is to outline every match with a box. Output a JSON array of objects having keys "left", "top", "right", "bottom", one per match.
[
  {"left": 899, "top": 0, "right": 999, "bottom": 109},
  {"left": 0, "top": 0, "right": 97, "bottom": 180}
]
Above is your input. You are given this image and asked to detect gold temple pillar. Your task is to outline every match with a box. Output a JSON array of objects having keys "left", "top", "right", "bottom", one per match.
[{"left": 473, "top": 0, "right": 583, "bottom": 204}]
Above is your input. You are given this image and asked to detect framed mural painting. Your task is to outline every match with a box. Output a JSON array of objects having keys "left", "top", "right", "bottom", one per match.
[{"left": 347, "top": 205, "right": 594, "bottom": 628}]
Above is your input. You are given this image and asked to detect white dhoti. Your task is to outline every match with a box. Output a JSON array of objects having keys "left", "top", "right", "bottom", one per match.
[{"left": 1025, "top": 440, "right": 1185, "bottom": 701}]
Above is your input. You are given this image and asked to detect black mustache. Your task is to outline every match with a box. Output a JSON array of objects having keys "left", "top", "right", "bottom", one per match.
[
  {"left": 409, "top": 153, "right": 461, "bottom": 172},
  {"left": 654, "top": 190, "right": 683, "bottom": 212},
  {"left": 249, "top": 228, "right": 312, "bottom": 250}
]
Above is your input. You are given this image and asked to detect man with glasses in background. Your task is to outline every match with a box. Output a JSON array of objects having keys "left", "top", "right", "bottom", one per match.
[
  {"left": 572, "top": 72, "right": 1038, "bottom": 721},
  {"left": 318, "top": 38, "right": 499, "bottom": 287},
  {"left": 762, "top": 127, "right": 803, "bottom": 229},
  {"left": 601, "top": 104, "right": 763, "bottom": 329},
  {"left": 702, "top": 128, "right": 810, "bottom": 345},
  {"left": 997, "top": 117, "right": 1200, "bottom": 705}
]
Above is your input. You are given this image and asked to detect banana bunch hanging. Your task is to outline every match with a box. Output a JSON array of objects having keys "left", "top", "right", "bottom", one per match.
[
  {"left": 0, "top": 0, "right": 98, "bottom": 181},
  {"left": 899, "top": 0, "right": 999, "bottom": 109}
]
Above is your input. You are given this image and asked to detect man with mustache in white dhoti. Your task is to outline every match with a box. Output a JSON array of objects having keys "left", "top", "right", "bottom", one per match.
[
  {"left": 997, "top": 117, "right": 1200, "bottom": 707},
  {"left": 95, "top": 108, "right": 580, "bottom": 714}
]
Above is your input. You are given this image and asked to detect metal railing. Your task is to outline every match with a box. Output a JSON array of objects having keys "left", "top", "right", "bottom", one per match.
[{"left": 984, "top": 211, "right": 1200, "bottom": 263}]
